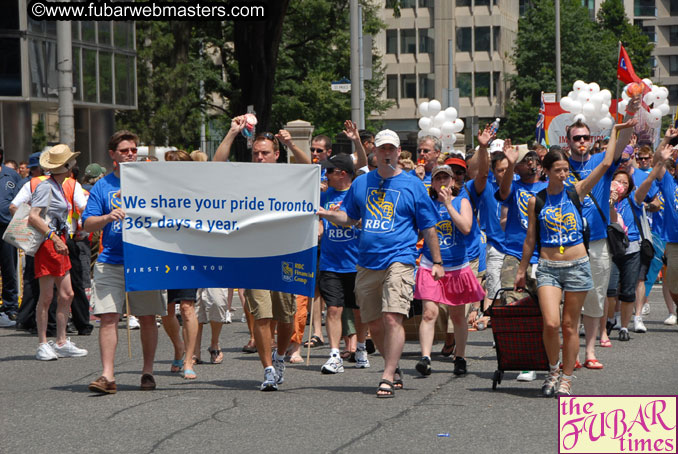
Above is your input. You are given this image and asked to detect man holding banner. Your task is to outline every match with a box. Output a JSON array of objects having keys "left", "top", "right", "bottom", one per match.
[
  {"left": 319, "top": 129, "right": 443, "bottom": 398},
  {"left": 83, "top": 130, "right": 167, "bottom": 394}
]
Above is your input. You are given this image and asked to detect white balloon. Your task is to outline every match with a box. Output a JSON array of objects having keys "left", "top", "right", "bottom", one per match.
[
  {"left": 589, "top": 82, "right": 600, "bottom": 93},
  {"left": 642, "top": 78, "right": 653, "bottom": 88},
  {"left": 444, "top": 107, "right": 458, "bottom": 121},
  {"left": 417, "top": 130, "right": 428, "bottom": 138},
  {"left": 573, "top": 113, "right": 586, "bottom": 122},
  {"left": 569, "top": 100, "right": 583, "bottom": 114},
  {"left": 618, "top": 100, "right": 628, "bottom": 115},
  {"left": 598, "top": 117, "right": 613, "bottom": 129},
  {"left": 658, "top": 86, "right": 669, "bottom": 98},
  {"left": 418, "top": 117, "right": 432, "bottom": 130},
  {"left": 643, "top": 93, "right": 653, "bottom": 105},
  {"left": 601, "top": 89, "right": 612, "bottom": 102},
  {"left": 659, "top": 103, "right": 670, "bottom": 116},
  {"left": 428, "top": 99, "right": 442, "bottom": 116},
  {"left": 568, "top": 90, "right": 578, "bottom": 101},
  {"left": 577, "top": 91, "right": 590, "bottom": 103},
  {"left": 448, "top": 134, "right": 457, "bottom": 145},
  {"left": 583, "top": 102, "right": 596, "bottom": 117},
  {"left": 650, "top": 108, "right": 662, "bottom": 118},
  {"left": 451, "top": 118, "right": 464, "bottom": 133},
  {"left": 441, "top": 121, "right": 455, "bottom": 135},
  {"left": 573, "top": 80, "right": 586, "bottom": 92},
  {"left": 419, "top": 102, "right": 430, "bottom": 117},
  {"left": 428, "top": 127, "right": 441, "bottom": 138},
  {"left": 591, "top": 93, "right": 604, "bottom": 106},
  {"left": 621, "top": 89, "right": 630, "bottom": 101},
  {"left": 600, "top": 104, "right": 610, "bottom": 116},
  {"left": 433, "top": 111, "right": 447, "bottom": 128},
  {"left": 560, "top": 97, "right": 572, "bottom": 111}
]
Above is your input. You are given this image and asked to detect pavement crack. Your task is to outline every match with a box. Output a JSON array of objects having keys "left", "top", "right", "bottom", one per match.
[
  {"left": 147, "top": 398, "right": 238, "bottom": 453},
  {"left": 107, "top": 391, "right": 194, "bottom": 420}
]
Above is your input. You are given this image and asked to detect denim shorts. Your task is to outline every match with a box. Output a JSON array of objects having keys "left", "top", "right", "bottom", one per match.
[{"left": 536, "top": 256, "right": 593, "bottom": 292}]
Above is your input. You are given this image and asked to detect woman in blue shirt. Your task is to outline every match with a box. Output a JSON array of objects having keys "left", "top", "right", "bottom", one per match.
[{"left": 414, "top": 165, "right": 485, "bottom": 377}]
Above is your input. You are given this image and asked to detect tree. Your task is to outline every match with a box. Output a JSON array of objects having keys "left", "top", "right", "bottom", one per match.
[
  {"left": 32, "top": 120, "right": 47, "bottom": 153},
  {"left": 502, "top": 0, "right": 651, "bottom": 143}
]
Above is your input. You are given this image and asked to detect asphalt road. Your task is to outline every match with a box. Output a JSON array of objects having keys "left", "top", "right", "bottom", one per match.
[{"left": 1, "top": 288, "right": 676, "bottom": 454}]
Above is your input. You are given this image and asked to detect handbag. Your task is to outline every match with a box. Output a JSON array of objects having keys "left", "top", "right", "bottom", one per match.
[
  {"left": 606, "top": 223, "right": 629, "bottom": 261},
  {"left": 630, "top": 203, "right": 655, "bottom": 266},
  {"left": 2, "top": 203, "right": 51, "bottom": 256}
]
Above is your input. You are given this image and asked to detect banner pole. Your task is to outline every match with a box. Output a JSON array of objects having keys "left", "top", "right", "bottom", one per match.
[
  {"left": 616, "top": 41, "right": 621, "bottom": 118},
  {"left": 305, "top": 296, "right": 315, "bottom": 365},
  {"left": 126, "top": 293, "right": 132, "bottom": 358}
]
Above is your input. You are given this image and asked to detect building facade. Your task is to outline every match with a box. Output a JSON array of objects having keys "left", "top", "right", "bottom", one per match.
[{"left": 0, "top": 0, "right": 136, "bottom": 167}]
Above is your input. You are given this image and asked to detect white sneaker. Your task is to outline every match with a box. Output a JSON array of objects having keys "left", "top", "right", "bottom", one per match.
[
  {"left": 355, "top": 348, "right": 370, "bottom": 368},
  {"left": 611, "top": 314, "right": 621, "bottom": 331},
  {"left": 36, "top": 342, "right": 58, "bottom": 361},
  {"left": 128, "top": 315, "right": 140, "bottom": 330},
  {"left": 663, "top": 314, "right": 677, "bottom": 326},
  {"left": 633, "top": 316, "right": 647, "bottom": 333},
  {"left": 517, "top": 371, "right": 537, "bottom": 382},
  {"left": 321, "top": 355, "right": 344, "bottom": 374},
  {"left": 0, "top": 313, "right": 16, "bottom": 328},
  {"left": 641, "top": 303, "right": 650, "bottom": 316},
  {"left": 272, "top": 352, "right": 285, "bottom": 384},
  {"left": 260, "top": 367, "right": 278, "bottom": 391},
  {"left": 50, "top": 338, "right": 88, "bottom": 357},
  {"left": 225, "top": 311, "right": 232, "bottom": 324}
]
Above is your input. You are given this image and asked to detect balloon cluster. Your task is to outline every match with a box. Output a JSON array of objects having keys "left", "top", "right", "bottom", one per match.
[
  {"left": 559, "top": 81, "right": 614, "bottom": 130},
  {"left": 417, "top": 99, "right": 464, "bottom": 154},
  {"left": 618, "top": 79, "right": 670, "bottom": 129}
]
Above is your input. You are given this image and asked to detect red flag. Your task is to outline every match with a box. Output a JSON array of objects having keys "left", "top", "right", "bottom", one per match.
[{"left": 617, "top": 44, "right": 641, "bottom": 85}]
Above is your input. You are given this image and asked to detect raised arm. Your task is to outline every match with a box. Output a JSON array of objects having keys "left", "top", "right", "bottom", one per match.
[
  {"left": 635, "top": 144, "right": 673, "bottom": 204},
  {"left": 613, "top": 95, "right": 641, "bottom": 160},
  {"left": 438, "top": 187, "right": 473, "bottom": 235},
  {"left": 276, "top": 129, "right": 311, "bottom": 164},
  {"left": 656, "top": 126, "right": 678, "bottom": 153},
  {"left": 473, "top": 124, "right": 495, "bottom": 196},
  {"left": 214, "top": 115, "right": 246, "bottom": 162},
  {"left": 575, "top": 118, "right": 636, "bottom": 200},
  {"left": 343, "top": 120, "right": 367, "bottom": 170},
  {"left": 514, "top": 196, "right": 537, "bottom": 289},
  {"left": 498, "top": 139, "right": 516, "bottom": 201}
]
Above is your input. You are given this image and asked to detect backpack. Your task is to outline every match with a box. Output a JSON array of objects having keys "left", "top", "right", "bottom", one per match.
[{"left": 533, "top": 188, "right": 589, "bottom": 253}]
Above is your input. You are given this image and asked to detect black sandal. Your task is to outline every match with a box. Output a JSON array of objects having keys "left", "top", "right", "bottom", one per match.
[
  {"left": 208, "top": 347, "right": 223, "bottom": 364},
  {"left": 303, "top": 335, "right": 324, "bottom": 348},
  {"left": 393, "top": 367, "right": 404, "bottom": 390},
  {"left": 376, "top": 379, "right": 395, "bottom": 398},
  {"left": 440, "top": 341, "right": 456, "bottom": 358}
]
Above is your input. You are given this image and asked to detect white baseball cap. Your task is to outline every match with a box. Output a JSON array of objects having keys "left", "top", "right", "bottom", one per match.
[
  {"left": 374, "top": 129, "right": 400, "bottom": 148},
  {"left": 489, "top": 139, "right": 505, "bottom": 154}
]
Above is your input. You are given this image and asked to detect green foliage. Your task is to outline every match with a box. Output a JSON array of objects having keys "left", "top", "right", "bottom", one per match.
[
  {"left": 32, "top": 120, "right": 47, "bottom": 153},
  {"left": 502, "top": 0, "right": 652, "bottom": 143}
]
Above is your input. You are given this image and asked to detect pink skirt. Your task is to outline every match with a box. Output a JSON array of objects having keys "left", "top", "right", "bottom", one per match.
[{"left": 414, "top": 266, "right": 486, "bottom": 306}]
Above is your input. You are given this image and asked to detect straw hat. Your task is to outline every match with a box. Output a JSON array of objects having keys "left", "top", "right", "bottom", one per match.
[{"left": 40, "top": 144, "right": 80, "bottom": 173}]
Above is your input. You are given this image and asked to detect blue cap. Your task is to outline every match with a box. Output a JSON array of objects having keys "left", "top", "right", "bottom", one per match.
[{"left": 28, "top": 152, "right": 42, "bottom": 168}]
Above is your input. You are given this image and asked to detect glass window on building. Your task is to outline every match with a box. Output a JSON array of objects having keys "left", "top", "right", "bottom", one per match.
[
  {"left": 99, "top": 52, "right": 113, "bottom": 104},
  {"left": 475, "top": 27, "right": 491, "bottom": 52},
  {"left": 45, "top": 21, "right": 56, "bottom": 37},
  {"left": 0, "top": 0, "right": 19, "bottom": 30},
  {"left": 476, "top": 72, "right": 490, "bottom": 97},
  {"left": 83, "top": 49, "right": 97, "bottom": 102},
  {"left": 418, "top": 0, "right": 433, "bottom": 7},
  {"left": 419, "top": 28, "right": 434, "bottom": 54},
  {"left": 670, "top": 25, "right": 678, "bottom": 46},
  {"left": 672, "top": 1, "right": 678, "bottom": 16},
  {"left": 457, "top": 0, "right": 471, "bottom": 7},
  {"left": 28, "top": 39, "right": 58, "bottom": 99},
  {"left": 634, "top": 0, "right": 655, "bottom": 17},
  {"left": 670, "top": 55, "right": 678, "bottom": 77},
  {"left": 419, "top": 73, "right": 435, "bottom": 99},
  {"left": 634, "top": 20, "right": 656, "bottom": 42},
  {"left": 401, "top": 74, "right": 416, "bottom": 98},
  {"left": 115, "top": 54, "right": 134, "bottom": 106},
  {"left": 81, "top": 21, "right": 96, "bottom": 43},
  {"left": 387, "top": 75, "right": 398, "bottom": 99},
  {"left": 457, "top": 73, "right": 472, "bottom": 98},
  {"left": 493, "top": 27, "right": 500, "bottom": 52},
  {"left": 0, "top": 38, "right": 21, "bottom": 96},
  {"left": 72, "top": 22, "right": 79, "bottom": 41},
  {"left": 98, "top": 22, "right": 112, "bottom": 46},
  {"left": 400, "top": 29, "right": 416, "bottom": 54},
  {"left": 72, "top": 47, "right": 81, "bottom": 101},
  {"left": 475, "top": 0, "right": 490, "bottom": 5},
  {"left": 456, "top": 27, "right": 472, "bottom": 52},
  {"left": 387, "top": 30, "right": 398, "bottom": 54},
  {"left": 114, "top": 22, "right": 134, "bottom": 49},
  {"left": 493, "top": 72, "right": 502, "bottom": 98},
  {"left": 519, "top": 0, "right": 531, "bottom": 16},
  {"left": 400, "top": 0, "right": 417, "bottom": 6},
  {"left": 668, "top": 85, "right": 678, "bottom": 104}
]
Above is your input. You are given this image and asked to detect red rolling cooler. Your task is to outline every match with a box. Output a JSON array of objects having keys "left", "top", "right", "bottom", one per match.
[{"left": 484, "top": 288, "right": 549, "bottom": 390}]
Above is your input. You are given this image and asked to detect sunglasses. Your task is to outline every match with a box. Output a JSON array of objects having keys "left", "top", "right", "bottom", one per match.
[
  {"left": 572, "top": 135, "right": 591, "bottom": 141},
  {"left": 417, "top": 148, "right": 433, "bottom": 154},
  {"left": 256, "top": 132, "right": 276, "bottom": 142},
  {"left": 453, "top": 169, "right": 466, "bottom": 176},
  {"left": 620, "top": 156, "right": 630, "bottom": 163},
  {"left": 636, "top": 156, "right": 651, "bottom": 161},
  {"left": 310, "top": 147, "right": 326, "bottom": 153},
  {"left": 117, "top": 147, "right": 138, "bottom": 154}
]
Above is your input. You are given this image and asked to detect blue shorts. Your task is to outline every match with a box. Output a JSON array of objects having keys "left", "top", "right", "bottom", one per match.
[{"left": 536, "top": 256, "right": 593, "bottom": 292}]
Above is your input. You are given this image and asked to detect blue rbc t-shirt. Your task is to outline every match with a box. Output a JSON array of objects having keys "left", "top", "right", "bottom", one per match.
[
  {"left": 657, "top": 172, "right": 678, "bottom": 243},
  {"left": 343, "top": 171, "right": 439, "bottom": 269},
  {"left": 459, "top": 185, "right": 480, "bottom": 261},
  {"left": 538, "top": 189, "right": 585, "bottom": 248},
  {"left": 0, "top": 166, "right": 21, "bottom": 224},
  {"left": 565, "top": 153, "right": 619, "bottom": 242},
  {"left": 497, "top": 179, "right": 548, "bottom": 263},
  {"left": 614, "top": 190, "right": 643, "bottom": 243},
  {"left": 466, "top": 179, "right": 505, "bottom": 254},
  {"left": 81, "top": 173, "right": 124, "bottom": 264},
  {"left": 632, "top": 168, "right": 659, "bottom": 202},
  {"left": 319, "top": 187, "right": 360, "bottom": 273},
  {"left": 422, "top": 196, "right": 468, "bottom": 268},
  {"left": 408, "top": 169, "right": 432, "bottom": 188}
]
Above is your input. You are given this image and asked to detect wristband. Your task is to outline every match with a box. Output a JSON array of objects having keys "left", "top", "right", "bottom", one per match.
[{"left": 433, "top": 261, "right": 443, "bottom": 265}]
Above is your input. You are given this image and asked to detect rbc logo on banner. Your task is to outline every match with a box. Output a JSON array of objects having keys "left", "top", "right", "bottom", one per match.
[
  {"left": 281, "top": 262, "right": 293, "bottom": 282},
  {"left": 364, "top": 188, "right": 398, "bottom": 233},
  {"left": 109, "top": 190, "right": 122, "bottom": 233}
]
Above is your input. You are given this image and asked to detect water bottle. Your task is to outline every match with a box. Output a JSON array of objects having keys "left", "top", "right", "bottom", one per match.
[{"left": 489, "top": 118, "right": 501, "bottom": 136}]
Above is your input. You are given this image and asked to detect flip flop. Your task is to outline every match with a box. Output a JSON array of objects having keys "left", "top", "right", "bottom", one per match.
[
  {"left": 599, "top": 339, "right": 612, "bottom": 348},
  {"left": 192, "top": 355, "right": 204, "bottom": 365},
  {"left": 303, "top": 335, "right": 324, "bottom": 348},
  {"left": 288, "top": 356, "right": 304, "bottom": 364},
  {"left": 208, "top": 347, "right": 224, "bottom": 364},
  {"left": 376, "top": 379, "right": 395, "bottom": 398},
  {"left": 584, "top": 359, "right": 604, "bottom": 370},
  {"left": 182, "top": 368, "right": 197, "bottom": 379},
  {"left": 170, "top": 357, "right": 184, "bottom": 373},
  {"left": 242, "top": 342, "right": 257, "bottom": 353}
]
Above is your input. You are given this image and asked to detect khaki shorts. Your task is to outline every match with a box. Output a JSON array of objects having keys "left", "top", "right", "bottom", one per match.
[
  {"left": 244, "top": 289, "right": 296, "bottom": 324},
  {"left": 581, "top": 239, "right": 610, "bottom": 318},
  {"left": 355, "top": 262, "right": 414, "bottom": 323},
  {"left": 91, "top": 262, "right": 167, "bottom": 317},
  {"left": 196, "top": 288, "right": 229, "bottom": 324},
  {"left": 665, "top": 243, "right": 678, "bottom": 295},
  {"left": 500, "top": 254, "right": 537, "bottom": 305}
]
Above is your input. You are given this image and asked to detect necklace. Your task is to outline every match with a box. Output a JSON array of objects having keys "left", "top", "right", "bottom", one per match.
[{"left": 547, "top": 190, "right": 566, "bottom": 254}]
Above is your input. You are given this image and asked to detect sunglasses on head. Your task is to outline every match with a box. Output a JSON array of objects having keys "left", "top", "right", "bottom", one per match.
[
  {"left": 256, "top": 132, "right": 276, "bottom": 142},
  {"left": 572, "top": 135, "right": 591, "bottom": 141}
]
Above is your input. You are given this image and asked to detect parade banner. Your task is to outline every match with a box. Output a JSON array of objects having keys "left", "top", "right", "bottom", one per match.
[
  {"left": 543, "top": 100, "right": 622, "bottom": 147},
  {"left": 121, "top": 162, "right": 320, "bottom": 296}
]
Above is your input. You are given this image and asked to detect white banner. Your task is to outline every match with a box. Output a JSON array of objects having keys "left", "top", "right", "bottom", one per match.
[{"left": 121, "top": 162, "right": 320, "bottom": 296}]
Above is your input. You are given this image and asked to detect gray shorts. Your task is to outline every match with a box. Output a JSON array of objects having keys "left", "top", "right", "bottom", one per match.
[
  {"left": 91, "top": 262, "right": 167, "bottom": 316},
  {"left": 196, "top": 288, "right": 229, "bottom": 324},
  {"left": 536, "top": 256, "right": 593, "bottom": 292}
]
